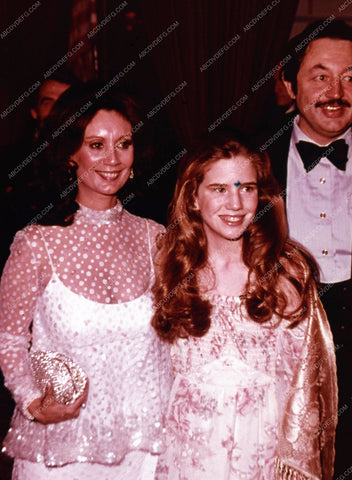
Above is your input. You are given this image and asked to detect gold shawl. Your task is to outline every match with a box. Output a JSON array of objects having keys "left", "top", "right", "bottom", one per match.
[{"left": 275, "top": 286, "right": 338, "bottom": 479}]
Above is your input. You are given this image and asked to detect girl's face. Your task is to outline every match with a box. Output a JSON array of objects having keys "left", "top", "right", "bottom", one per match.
[
  {"left": 72, "top": 109, "right": 133, "bottom": 210},
  {"left": 195, "top": 156, "right": 258, "bottom": 247}
]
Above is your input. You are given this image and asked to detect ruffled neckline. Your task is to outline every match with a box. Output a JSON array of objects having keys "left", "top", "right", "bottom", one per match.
[
  {"left": 203, "top": 290, "right": 243, "bottom": 306},
  {"left": 75, "top": 200, "right": 123, "bottom": 225}
]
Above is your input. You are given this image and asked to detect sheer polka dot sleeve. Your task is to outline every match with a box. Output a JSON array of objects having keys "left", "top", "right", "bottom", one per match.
[
  {"left": 0, "top": 230, "right": 42, "bottom": 416},
  {"left": 146, "top": 218, "right": 165, "bottom": 258}
]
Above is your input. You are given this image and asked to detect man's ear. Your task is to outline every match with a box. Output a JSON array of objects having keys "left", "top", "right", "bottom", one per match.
[
  {"left": 282, "top": 79, "right": 296, "bottom": 100},
  {"left": 30, "top": 108, "right": 38, "bottom": 120}
]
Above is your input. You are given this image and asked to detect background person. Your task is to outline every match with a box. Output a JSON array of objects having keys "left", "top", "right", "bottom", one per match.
[
  {"left": 30, "top": 71, "right": 78, "bottom": 139},
  {"left": 0, "top": 83, "right": 173, "bottom": 480},
  {"left": 0, "top": 70, "right": 79, "bottom": 275}
]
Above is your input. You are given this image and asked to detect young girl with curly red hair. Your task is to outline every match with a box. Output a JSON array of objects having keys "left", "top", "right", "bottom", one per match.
[{"left": 152, "top": 130, "right": 337, "bottom": 480}]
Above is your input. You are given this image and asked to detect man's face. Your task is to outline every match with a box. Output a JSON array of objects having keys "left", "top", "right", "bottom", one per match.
[
  {"left": 31, "top": 80, "right": 70, "bottom": 127},
  {"left": 284, "top": 38, "right": 352, "bottom": 144}
]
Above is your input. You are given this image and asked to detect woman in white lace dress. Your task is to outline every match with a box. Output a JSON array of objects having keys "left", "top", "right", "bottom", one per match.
[
  {"left": 0, "top": 83, "right": 173, "bottom": 479},
  {"left": 151, "top": 131, "right": 337, "bottom": 479}
]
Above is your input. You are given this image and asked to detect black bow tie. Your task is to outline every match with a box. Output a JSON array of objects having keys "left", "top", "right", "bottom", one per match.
[{"left": 296, "top": 139, "right": 348, "bottom": 172}]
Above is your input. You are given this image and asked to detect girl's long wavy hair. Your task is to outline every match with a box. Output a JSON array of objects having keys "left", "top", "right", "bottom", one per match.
[
  {"left": 34, "top": 81, "right": 143, "bottom": 226},
  {"left": 151, "top": 130, "right": 318, "bottom": 342}
]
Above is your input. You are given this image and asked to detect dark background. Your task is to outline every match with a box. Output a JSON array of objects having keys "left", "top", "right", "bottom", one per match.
[{"left": 0, "top": 0, "right": 301, "bottom": 226}]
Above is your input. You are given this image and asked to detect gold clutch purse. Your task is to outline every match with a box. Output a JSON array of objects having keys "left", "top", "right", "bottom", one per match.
[{"left": 30, "top": 351, "right": 88, "bottom": 404}]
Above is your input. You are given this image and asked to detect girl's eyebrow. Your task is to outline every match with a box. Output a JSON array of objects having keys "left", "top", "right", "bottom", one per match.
[{"left": 206, "top": 181, "right": 257, "bottom": 188}]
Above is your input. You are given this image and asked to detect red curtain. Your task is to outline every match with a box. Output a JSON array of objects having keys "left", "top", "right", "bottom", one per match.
[
  {"left": 67, "top": 0, "right": 99, "bottom": 81},
  {"left": 139, "top": 0, "right": 299, "bottom": 146}
]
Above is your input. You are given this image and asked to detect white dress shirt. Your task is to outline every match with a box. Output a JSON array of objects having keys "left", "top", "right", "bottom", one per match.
[{"left": 286, "top": 115, "right": 352, "bottom": 283}]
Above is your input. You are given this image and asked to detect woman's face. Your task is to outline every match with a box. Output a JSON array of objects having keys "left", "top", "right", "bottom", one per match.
[
  {"left": 72, "top": 109, "right": 133, "bottom": 210},
  {"left": 195, "top": 156, "right": 258, "bottom": 248}
]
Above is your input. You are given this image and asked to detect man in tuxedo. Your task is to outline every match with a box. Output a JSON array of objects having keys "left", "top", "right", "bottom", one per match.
[{"left": 260, "top": 19, "right": 352, "bottom": 477}]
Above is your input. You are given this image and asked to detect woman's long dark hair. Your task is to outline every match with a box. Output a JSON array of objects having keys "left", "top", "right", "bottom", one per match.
[
  {"left": 33, "top": 81, "right": 143, "bottom": 226},
  {"left": 151, "top": 130, "right": 318, "bottom": 342}
]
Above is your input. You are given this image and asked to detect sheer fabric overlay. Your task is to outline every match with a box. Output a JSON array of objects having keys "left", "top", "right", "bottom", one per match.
[
  {"left": 155, "top": 288, "right": 337, "bottom": 480},
  {"left": 0, "top": 202, "right": 173, "bottom": 474}
]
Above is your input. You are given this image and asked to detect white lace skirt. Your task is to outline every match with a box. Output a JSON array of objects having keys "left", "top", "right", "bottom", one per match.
[{"left": 12, "top": 451, "right": 158, "bottom": 480}]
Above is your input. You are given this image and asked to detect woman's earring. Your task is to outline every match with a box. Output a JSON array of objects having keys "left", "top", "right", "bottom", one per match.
[
  {"left": 129, "top": 168, "right": 134, "bottom": 179},
  {"left": 68, "top": 166, "right": 74, "bottom": 182},
  {"left": 68, "top": 159, "right": 76, "bottom": 182}
]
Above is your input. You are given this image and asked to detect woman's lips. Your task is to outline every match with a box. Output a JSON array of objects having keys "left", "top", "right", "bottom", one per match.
[{"left": 96, "top": 171, "right": 120, "bottom": 180}]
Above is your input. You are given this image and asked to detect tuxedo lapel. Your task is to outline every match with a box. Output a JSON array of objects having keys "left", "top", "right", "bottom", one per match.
[
  {"left": 266, "top": 126, "right": 291, "bottom": 195},
  {"left": 256, "top": 115, "right": 295, "bottom": 200}
]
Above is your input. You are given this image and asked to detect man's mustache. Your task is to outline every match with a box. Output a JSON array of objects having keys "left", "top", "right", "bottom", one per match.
[{"left": 315, "top": 99, "right": 351, "bottom": 108}]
